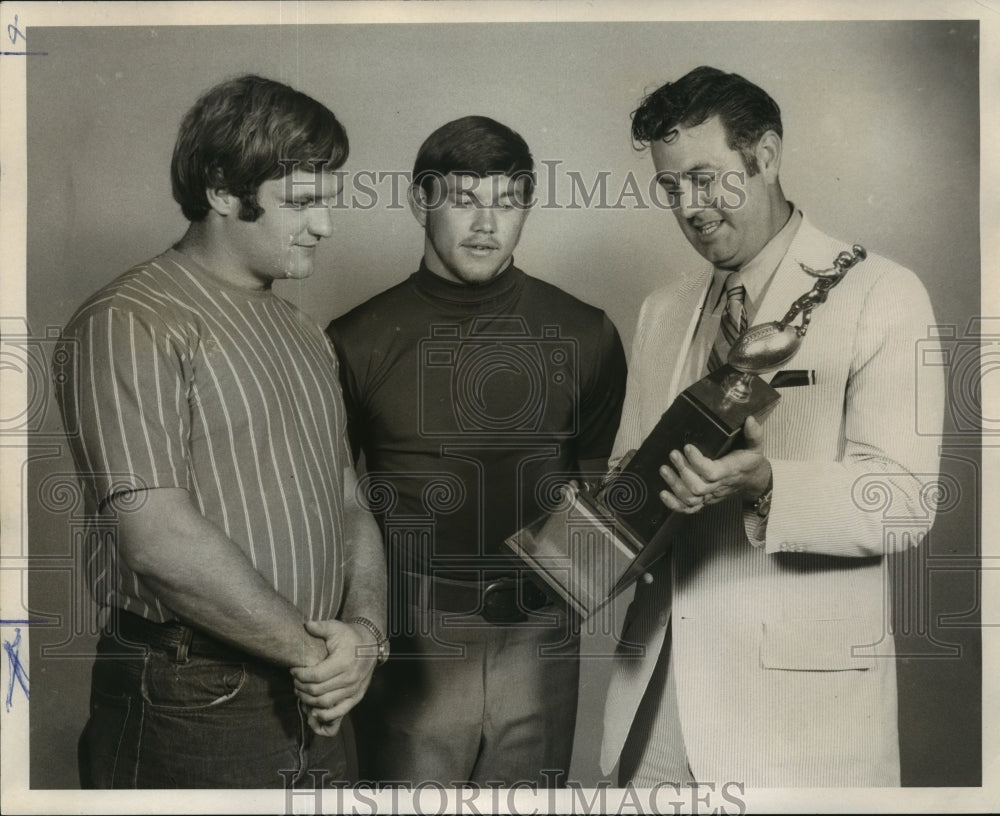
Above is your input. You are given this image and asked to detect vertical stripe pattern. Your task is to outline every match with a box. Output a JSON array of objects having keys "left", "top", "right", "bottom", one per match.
[{"left": 54, "top": 249, "right": 348, "bottom": 622}]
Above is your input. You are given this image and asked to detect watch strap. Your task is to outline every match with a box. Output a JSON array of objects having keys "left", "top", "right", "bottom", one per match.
[{"left": 347, "top": 616, "right": 389, "bottom": 665}]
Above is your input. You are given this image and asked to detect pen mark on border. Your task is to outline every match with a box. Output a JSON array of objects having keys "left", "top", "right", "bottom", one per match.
[
  {"left": 7, "top": 13, "right": 25, "bottom": 44},
  {"left": 5, "top": 13, "right": 47, "bottom": 55},
  {"left": 3, "top": 628, "right": 30, "bottom": 712}
]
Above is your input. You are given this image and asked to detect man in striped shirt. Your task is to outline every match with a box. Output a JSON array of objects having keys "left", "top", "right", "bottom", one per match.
[{"left": 54, "top": 75, "right": 386, "bottom": 789}]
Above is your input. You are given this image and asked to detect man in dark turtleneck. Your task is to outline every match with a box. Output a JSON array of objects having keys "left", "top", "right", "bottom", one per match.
[{"left": 326, "top": 116, "right": 627, "bottom": 786}]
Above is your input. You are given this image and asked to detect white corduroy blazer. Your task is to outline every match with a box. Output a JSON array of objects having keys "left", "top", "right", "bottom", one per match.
[{"left": 600, "top": 216, "right": 944, "bottom": 787}]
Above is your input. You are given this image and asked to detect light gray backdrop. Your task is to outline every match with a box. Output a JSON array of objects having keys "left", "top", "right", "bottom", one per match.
[{"left": 24, "top": 21, "right": 981, "bottom": 788}]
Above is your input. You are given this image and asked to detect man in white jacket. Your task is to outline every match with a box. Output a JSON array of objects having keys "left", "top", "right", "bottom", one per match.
[{"left": 601, "top": 65, "right": 944, "bottom": 787}]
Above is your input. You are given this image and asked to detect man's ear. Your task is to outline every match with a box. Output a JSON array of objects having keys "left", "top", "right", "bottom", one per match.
[
  {"left": 206, "top": 185, "right": 240, "bottom": 217},
  {"left": 407, "top": 183, "right": 430, "bottom": 228},
  {"left": 754, "top": 130, "right": 782, "bottom": 183}
]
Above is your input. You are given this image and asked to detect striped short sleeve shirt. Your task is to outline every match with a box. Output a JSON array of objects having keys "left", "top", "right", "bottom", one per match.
[{"left": 55, "top": 249, "right": 351, "bottom": 623}]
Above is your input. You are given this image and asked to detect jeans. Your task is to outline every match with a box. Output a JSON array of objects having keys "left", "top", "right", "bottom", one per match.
[{"left": 79, "top": 634, "right": 349, "bottom": 789}]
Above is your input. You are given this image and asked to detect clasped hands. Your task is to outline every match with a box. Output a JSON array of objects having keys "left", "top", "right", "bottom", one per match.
[
  {"left": 657, "top": 416, "right": 772, "bottom": 514},
  {"left": 290, "top": 619, "right": 378, "bottom": 737}
]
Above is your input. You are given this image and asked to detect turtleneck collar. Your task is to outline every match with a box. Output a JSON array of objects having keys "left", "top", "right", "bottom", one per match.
[{"left": 412, "top": 258, "right": 526, "bottom": 313}]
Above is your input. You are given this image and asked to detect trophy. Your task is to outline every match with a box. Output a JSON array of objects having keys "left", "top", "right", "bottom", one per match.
[{"left": 506, "top": 245, "right": 868, "bottom": 618}]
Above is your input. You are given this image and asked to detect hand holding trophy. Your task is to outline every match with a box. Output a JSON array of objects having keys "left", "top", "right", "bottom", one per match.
[{"left": 506, "top": 245, "right": 867, "bottom": 618}]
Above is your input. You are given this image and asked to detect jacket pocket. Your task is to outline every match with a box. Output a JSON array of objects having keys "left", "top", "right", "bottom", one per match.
[{"left": 760, "top": 618, "right": 877, "bottom": 671}]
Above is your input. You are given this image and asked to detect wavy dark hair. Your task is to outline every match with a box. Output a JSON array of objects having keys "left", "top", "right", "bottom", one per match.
[
  {"left": 631, "top": 66, "right": 782, "bottom": 175},
  {"left": 412, "top": 115, "right": 535, "bottom": 203},
  {"left": 171, "top": 74, "right": 349, "bottom": 222}
]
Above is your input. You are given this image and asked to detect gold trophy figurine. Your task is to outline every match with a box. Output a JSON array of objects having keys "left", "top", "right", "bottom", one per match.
[{"left": 724, "top": 244, "right": 867, "bottom": 402}]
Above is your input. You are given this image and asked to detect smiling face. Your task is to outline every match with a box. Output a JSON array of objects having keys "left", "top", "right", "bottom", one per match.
[
  {"left": 220, "top": 167, "right": 340, "bottom": 288},
  {"left": 652, "top": 116, "right": 788, "bottom": 270},
  {"left": 411, "top": 173, "right": 531, "bottom": 285}
]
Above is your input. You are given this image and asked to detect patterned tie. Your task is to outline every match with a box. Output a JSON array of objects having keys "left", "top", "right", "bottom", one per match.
[{"left": 707, "top": 271, "right": 748, "bottom": 373}]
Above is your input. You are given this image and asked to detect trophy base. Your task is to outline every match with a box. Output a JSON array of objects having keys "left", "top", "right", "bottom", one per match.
[{"left": 504, "top": 488, "right": 645, "bottom": 618}]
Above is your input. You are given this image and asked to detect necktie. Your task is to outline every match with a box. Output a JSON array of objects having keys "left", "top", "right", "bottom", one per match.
[{"left": 707, "top": 271, "right": 747, "bottom": 373}]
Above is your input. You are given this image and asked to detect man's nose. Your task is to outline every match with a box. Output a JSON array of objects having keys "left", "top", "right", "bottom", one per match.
[
  {"left": 676, "top": 178, "right": 711, "bottom": 218},
  {"left": 471, "top": 205, "right": 497, "bottom": 232},
  {"left": 308, "top": 204, "right": 334, "bottom": 238}
]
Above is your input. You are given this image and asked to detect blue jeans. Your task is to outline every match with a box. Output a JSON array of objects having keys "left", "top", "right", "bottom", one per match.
[{"left": 79, "top": 634, "right": 350, "bottom": 788}]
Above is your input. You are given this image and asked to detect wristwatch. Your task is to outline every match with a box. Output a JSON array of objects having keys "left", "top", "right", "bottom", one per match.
[
  {"left": 348, "top": 616, "right": 390, "bottom": 665},
  {"left": 752, "top": 479, "right": 773, "bottom": 519}
]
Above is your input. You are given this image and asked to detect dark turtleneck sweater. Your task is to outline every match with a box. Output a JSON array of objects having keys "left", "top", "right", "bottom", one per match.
[{"left": 327, "top": 260, "right": 626, "bottom": 579}]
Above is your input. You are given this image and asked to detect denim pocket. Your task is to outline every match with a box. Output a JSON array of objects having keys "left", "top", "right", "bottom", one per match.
[{"left": 142, "top": 650, "right": 248, "bottom": 711}]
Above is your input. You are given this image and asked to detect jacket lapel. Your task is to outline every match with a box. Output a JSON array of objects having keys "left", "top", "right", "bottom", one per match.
[{"left": 666, "top": 267, "right": 713, "bottom": 402}]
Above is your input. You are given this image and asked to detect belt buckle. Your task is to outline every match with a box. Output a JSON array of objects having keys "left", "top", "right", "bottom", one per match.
[{"left": 481, "top": 578, "right": 527, "bottom": 624}]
